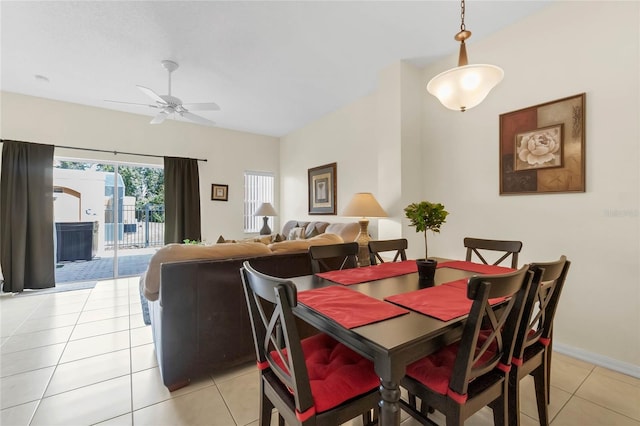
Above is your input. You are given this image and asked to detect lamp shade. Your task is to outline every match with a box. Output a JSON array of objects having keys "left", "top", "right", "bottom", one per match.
[
  {"left": 427, "top": 63, "right": 504, "bottom": 112},
  {"left": 342, "top": 193, "right": 387, "bottom": 218},
  {"left": 254, "top": 202, "right": 277, "bottom": 217}
]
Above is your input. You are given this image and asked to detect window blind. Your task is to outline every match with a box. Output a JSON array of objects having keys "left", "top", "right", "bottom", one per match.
[{"left": 244, "top": 171, "right": 275, "bottom": 233}]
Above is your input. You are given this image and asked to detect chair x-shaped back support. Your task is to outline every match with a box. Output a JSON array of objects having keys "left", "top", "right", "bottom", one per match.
[
  {"left": 368, "top": 238, "right": 408, "bottom": 265},
  {"left": 309, "top": 242, "right": 359, "bottom": 274},
  {"left": 464, "top": 237, "right": 523, "bottom": 269}
]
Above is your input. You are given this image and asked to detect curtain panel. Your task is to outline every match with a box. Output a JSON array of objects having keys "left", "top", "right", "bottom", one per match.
[
  {"left": 163, "top": 157, "right": 201, "bottom": 244},
  {"left": 0, "top": 140, "right": 55, "bottom": 292}
]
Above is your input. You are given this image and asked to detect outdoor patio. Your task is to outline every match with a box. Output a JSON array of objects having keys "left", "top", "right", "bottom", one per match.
[{"left": 55, "top": 249, "right": 155, "bottom": 283}]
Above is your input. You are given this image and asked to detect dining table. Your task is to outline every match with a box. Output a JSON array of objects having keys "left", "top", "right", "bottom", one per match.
[{"left": 289, "top": 258, "right": 514, "bottom": 426}]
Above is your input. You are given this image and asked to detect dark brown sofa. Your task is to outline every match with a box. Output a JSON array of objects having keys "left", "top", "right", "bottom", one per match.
[
  {"left": 147, "top": 250, "right": 313, "bottom": 391},
  {"left": 140, "top": 221, "right": 360, "bottom": 390}
]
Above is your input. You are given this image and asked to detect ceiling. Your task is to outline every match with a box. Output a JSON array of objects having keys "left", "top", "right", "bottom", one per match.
[{"left": 1, "top": 1, "right": 551, "bottom": 137}]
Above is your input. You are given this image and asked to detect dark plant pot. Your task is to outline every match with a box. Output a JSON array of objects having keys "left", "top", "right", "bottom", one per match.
[{"left": 416, "top": 258, "right": 438, "bottom": 284}]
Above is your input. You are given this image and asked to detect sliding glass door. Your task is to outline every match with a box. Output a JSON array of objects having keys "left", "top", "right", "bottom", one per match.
[{"left": 53, "top": 159, "right": 164, "bottom": 283}]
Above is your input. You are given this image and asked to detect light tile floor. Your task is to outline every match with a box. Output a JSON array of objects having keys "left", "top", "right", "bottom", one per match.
[{"left": 1, "top": 278, "right": 639, "bottom": 426}]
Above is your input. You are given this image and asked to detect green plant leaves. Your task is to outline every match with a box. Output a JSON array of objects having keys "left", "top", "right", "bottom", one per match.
[{"left": 404, "top": 201, "right": 449, "bottom": 233}]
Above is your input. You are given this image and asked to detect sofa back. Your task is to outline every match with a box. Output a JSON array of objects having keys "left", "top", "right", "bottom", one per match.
[
  {"left": 153, "top": 250, "right": 313, "bottom": 389},
  {"left": 281, "top": 220, "right": 360, "bottom": 242}
]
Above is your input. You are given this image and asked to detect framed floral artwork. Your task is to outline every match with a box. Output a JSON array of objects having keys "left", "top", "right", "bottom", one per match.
[
  {"left": 308, "top": 162, "right": 337, "bottom": 214},
  {"left": 499, "top": 93, "right": 585, "bottom": 194}
]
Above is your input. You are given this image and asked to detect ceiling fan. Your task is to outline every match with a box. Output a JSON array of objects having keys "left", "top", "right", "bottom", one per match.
[{"left": 106, "top": 60, "right": 220, "bottom": 125}]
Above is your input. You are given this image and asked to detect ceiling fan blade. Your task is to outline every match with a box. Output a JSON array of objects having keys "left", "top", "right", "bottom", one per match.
[
  {"left": 150, "top": 111, "right": 168, "bottom": 124},
  {"left": 181, "top": 102, "right": 221, "bottom": 111},
  {"left": 104, "top": 99, "right": 159, "bottom": 108},
  {"left": 137, "top": 85, "right": 167, "bottom": 105},
  {"left": 181, "top": 111, "right": 216, "bottom": 126}
]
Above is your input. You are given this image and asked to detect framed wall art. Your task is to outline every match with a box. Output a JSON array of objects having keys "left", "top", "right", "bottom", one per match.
[
  {"left": 499, "top": 93, "right": 585, "bottom": 195},
  {"left": 211, "top": 184, "right": 228, "bottom": 201},
  {"left": 308, "top": 162, "right": 337, "bottom": 215}
]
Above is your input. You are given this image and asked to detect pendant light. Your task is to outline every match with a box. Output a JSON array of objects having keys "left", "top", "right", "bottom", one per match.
[{"left": 427, "top": 0, "right": 504, "bottom": 112}]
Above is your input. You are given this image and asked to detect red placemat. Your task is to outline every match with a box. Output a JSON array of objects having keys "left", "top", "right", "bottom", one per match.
[
  {"left": 315, "top": 261, "right": 417, "bottom": 285},
  {"left": 298, "top": 286, "right": 409, "bottom": 329},
  {"left": 437, "top": 261, "right": 514, "bottom": 275},
  {"left": 385, "top": 283, "right": 507, "bottom": 322},
  {"left": 441, "top": 278, "right": 469, "bottom": 290}
]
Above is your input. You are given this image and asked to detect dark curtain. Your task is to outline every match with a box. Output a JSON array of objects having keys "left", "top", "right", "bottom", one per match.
[
  {"left": 1, "top": 140, "right": 55, "bottom": 292},
  {"left": 164, "top": 157, "right": 201, "bottom": 244}
]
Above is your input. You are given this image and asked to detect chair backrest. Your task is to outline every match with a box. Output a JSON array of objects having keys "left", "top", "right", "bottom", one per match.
[
  {"left": 308, "top": 242, "right": 359, "bottom": 274},
  {"left": 513, "top": 256, "right": 571, "bottom": 360},
  {"left": 449, "top": 265, "right": 536, "bottom": 398},
  {"left": 464, "top": 237, "right": 523, "bottom": 269},
  {"left": 240, "top": 261, "right": 315, "bottom": 416},
  {"left": 368, "top": 239, "right": 408, "bottom": 265}
]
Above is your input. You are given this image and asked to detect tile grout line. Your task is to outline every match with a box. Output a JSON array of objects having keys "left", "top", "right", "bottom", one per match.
[
  {"left": 29, "top": 288, "right": 93, "bottom": 425},
  {"left": 128, "top": 278, "right": 136, "bottom": 424},
  {"left": 570, "top": 367, "right": 640, "bottom": 423}
]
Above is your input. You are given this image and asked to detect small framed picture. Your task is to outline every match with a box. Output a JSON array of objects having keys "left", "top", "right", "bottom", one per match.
[
  {"left": 211, "top": 184, "right": 228, "bottom": 201},
  {"left": 308, "top": 162, "right": 337, "bottom": 215}
]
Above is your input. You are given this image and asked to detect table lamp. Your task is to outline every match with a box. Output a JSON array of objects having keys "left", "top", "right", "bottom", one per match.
[
  {"left": 342, "top": 192, "right": 387, "bottom": 266},
  {"left": 254, "top": 202, "right": 278, "bottom": 235}
]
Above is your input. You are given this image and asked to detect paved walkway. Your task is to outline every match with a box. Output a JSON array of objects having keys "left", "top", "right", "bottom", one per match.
[{"left": 55, "top": 251, "right": 154, "bottom": 283}]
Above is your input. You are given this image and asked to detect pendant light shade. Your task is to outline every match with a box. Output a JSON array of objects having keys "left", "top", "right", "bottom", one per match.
[
  {"left": 427, "top": 64, "right": 504, "bottom": 112},
  {"left": 427, "top": 0, "right": 504, "bottom": 112}
]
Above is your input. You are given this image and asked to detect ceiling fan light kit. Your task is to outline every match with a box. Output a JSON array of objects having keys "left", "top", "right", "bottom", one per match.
[
  {"left": 427, "top": 0, "right": 504, "bottom": 112},
  {"left": 105, "top": 59, "right": 220, "bottom": 125}
]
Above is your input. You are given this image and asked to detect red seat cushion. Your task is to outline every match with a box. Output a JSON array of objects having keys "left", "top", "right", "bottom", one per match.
[
  {"left": 272, "top": 333, "right": 379, "bottom": 413},
  {"left": 406, "top": 340, "right": 498, "bottom": 397},
  {"left": 406, "top": 343, "right": 460, "bottom": 396}
]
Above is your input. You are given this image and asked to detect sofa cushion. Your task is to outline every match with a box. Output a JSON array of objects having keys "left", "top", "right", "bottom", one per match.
[
  {"left": 288, "top": 226, "right": 306, "bottom": 240},
  {"left": 282, "top": 220, "right": 310, "bottom": 240},
  {"left": 325, "top": 222, "right": 361, "bottom": 242},
  {"left": 268, "top": 232, "right": 344, "bottom": 253},
  {"left": 141, "top": 242, "right": 272, "bottom": 301},
  {"left": 305, "top": 221, "right": 330, "bottom": 238}
]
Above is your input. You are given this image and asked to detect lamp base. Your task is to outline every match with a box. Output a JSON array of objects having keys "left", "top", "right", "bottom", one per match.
[
  {"left": 355, "top": 218, "right": 371, "bottom": 267},
  {"left": 259, "top": 216, "right": 272, "bottom": 235}
]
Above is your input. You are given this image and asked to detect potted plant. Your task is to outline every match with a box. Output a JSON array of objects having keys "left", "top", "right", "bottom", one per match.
[{"left": 404, "top": 201, "right": 449, "bottom": 281}]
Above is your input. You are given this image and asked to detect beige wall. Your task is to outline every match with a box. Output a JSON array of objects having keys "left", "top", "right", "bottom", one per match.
[
  {"left": 0, "top": 92, "right": 280, "bottom": 243},
  {"left": 281, "top": 2, "right": 640, "bottom": 373}
]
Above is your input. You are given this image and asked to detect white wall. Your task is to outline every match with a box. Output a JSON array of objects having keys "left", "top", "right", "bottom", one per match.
[
  {"left": 0, "top": 92, "right": 280, "bottom": 243},
  {"left": 280, "top": 92, "right": 380, "bottom": 231},
  {"left": 281, "top": 2, "right": 639, "bottom": 374},
  {"left": 422, "top": 1, "right": 639, "bottom": 373},
  {"left": 280, "top": 61, "right": 424, "bottom": 240}
]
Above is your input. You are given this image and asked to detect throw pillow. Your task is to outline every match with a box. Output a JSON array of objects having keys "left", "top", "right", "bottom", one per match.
[
  {"left": 306, "top": 227, "right": 320, "bottom": 239},
  {"left": 216, "top": 235, "right": 236, "bottom": 244},
  {"left": 288, "top": 226, "right": 305, "bottom": 240}
]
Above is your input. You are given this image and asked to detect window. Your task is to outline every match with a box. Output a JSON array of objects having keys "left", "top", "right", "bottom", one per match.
[{"left": 244, "top": 171, "right": 275, "bottom": 233}]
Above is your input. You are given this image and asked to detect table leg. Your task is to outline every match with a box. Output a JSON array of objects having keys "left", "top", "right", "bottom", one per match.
[{"left": 378, "top": 379, "right": 401, "bottom": 426}]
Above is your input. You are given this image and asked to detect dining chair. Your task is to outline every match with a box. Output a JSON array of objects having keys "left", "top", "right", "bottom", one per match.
[
  {"left": 240, "top": 261, "right": 380, "bottom": 426},
  {"left": 308, "top": 242, "right": 359, "bottom": 274},
  {"left": 508, "top": 256, "right": 571, "bottom": 426},
  {"left": 400, "top": 265, "right": 538, "bottom": 426},
  {"left": 368, "top": 238, "right": 408, "bottom": 265},
  {"left": 464, "top": 237, "right": 523, "bottom": 269}
]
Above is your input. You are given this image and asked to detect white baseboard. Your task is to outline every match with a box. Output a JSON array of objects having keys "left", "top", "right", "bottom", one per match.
[{"left": 553, "top": 342, "right": 640, "bottom": 379}]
